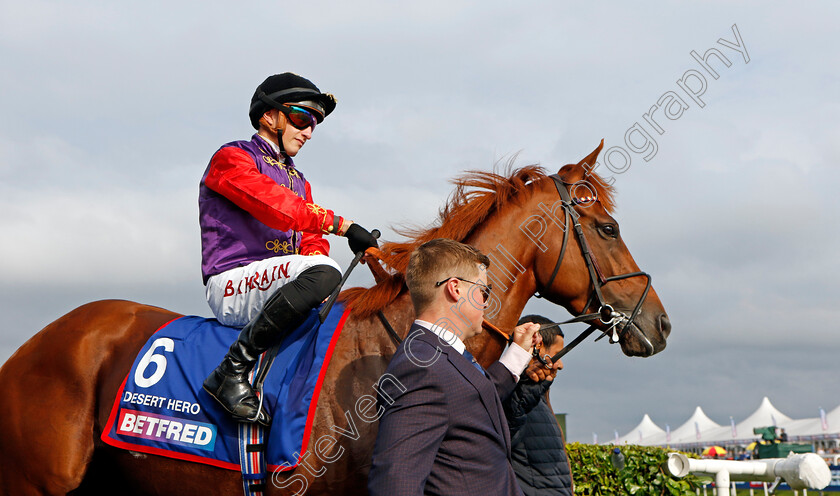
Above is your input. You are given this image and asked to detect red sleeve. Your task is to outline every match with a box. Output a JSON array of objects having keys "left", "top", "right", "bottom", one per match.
[
  {"left": 204, "top": 146, "right": 340, "bottom": 235},
  {"left": 300, "top": 181, "right": 332, "bottom": 256}
]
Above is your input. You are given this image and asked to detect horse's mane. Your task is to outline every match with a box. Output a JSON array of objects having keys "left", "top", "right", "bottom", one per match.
[{"left": 339, "top": 161, "right": 616, "bottom": 318}]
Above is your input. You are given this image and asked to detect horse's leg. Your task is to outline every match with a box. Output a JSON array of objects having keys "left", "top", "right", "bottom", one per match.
[{"left": 0, "top": 300, "right": 177, "bottom": 495}]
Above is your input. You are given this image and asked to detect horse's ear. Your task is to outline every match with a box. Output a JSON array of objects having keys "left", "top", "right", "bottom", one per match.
[{"left": 558, "top": 139, "right": 605, "bottom": 183}]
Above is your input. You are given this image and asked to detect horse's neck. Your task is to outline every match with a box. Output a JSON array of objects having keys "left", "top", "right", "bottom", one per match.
[{"left": 466, "top": 212, "right": 539, "bottom": 366}]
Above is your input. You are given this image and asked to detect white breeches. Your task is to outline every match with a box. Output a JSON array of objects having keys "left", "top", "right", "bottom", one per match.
[{"left": 205, "top": 254, "right": 341, "bottom": 327}]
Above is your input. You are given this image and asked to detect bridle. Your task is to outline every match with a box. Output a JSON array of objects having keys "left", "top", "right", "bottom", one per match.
[{"left": 532, "top": 174, "right": 654, "bottom": 364}]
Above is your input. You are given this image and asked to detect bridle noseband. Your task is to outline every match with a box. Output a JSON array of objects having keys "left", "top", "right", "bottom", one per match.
[{"left": 533, "top": 174, "right": 654, "bottom": 363}]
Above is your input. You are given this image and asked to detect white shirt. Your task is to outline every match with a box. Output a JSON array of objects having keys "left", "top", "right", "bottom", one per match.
[{"left": 414, "top": 320, "right": 532, "bottom": 382}]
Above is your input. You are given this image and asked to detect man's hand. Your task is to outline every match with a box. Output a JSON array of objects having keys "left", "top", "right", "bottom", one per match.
[
  {"left": 511, "top": 322, "right": 541, "bottom": 352},
  {"left": 524, "top": 356, "right": 561, "bottom": 382},
  {"left": 343, "top": 223, "right": 379, "bottom": 254}
]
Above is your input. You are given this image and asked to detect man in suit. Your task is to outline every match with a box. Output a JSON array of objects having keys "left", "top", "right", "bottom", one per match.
[{"left": 368, "top": 238, "right": 543, "bottom": 496}]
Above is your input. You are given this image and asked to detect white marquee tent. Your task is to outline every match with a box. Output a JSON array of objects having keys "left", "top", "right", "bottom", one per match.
[
  {"left": 613, "top": 414, "right": 665, "bottom": 445},
  {"left": 643, "top": 406, "right": 721, "bottom": 446},
  {"left": 784, "top": 404, "right": 840, "bottom": 440},
  {"left": 697, "top": 397, "right": 793, "bottom": 445},
  {"left": 607, "top": 397, "right": 840, "bottom": 450}
]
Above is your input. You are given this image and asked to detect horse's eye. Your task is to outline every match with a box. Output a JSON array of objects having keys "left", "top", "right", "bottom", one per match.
[{"left": 601, "top": 224, "right": 618, "bottom": 238}]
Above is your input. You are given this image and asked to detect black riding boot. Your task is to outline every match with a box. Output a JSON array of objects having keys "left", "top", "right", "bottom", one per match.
[{"left": 202, "top": 290, "right": 307, "bottom": 426}]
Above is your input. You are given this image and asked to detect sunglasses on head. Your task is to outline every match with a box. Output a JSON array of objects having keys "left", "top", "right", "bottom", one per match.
[
  {"left": 435, "top": 277, "right": 493, "bottom": 303},
  {"left": 278, "top": 104, "right": 318, "bottom": 130}
]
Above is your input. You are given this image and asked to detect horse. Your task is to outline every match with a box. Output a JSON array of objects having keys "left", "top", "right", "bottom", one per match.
[{"left": 0, "top": 141, "right": 670, "bottom": 495}]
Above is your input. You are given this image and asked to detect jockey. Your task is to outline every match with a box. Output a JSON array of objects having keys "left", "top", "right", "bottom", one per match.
[{"left": 199, "top": 73, "right": 378, "bottom": 425}]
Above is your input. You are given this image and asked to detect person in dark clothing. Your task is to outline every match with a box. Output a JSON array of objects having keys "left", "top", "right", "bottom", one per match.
[{"left": 505, "top": 314, "right": 574, "bottom": 496}]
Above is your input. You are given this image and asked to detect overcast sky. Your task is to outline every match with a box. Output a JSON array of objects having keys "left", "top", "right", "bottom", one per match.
[{"left": 1, "top": 1, "right": 838, "bottom": 443}]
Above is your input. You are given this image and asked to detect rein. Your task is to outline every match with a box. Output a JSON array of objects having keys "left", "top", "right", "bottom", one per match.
[
  {"left": 482, "top": 320, "right": 511, "bottom": 343},
  {"left": 532, "top": 175, "right": 654, "bottom": 363}
]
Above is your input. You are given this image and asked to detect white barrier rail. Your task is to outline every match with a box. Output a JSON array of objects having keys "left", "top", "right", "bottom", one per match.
[{"left": 666, "top": 452, "right": 831, "bottom": 496}]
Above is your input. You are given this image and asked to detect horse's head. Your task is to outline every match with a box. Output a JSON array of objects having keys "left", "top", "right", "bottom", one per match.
[
  {"left": 525, "top": 141, "right": 670, "bottom": 357},
  {"left": 343, "top": 145, "right": 670, "bottom": 359}
]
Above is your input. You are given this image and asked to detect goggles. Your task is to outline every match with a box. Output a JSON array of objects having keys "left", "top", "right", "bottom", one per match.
[
  {"left": 435, "top": 277, "right": 493, "bottom": 304},
  {"left": 279, "top": 104, "right": 318, "bottom": 131}
]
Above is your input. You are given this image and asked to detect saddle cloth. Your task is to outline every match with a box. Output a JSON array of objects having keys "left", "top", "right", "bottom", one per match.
[{"left": 101, "top": 303, "right": 349, "bottom": 471}]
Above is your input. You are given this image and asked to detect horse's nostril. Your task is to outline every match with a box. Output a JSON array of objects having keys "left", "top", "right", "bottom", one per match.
[{"left": 659, "top": 314, "right": 671, "bottom": 338}]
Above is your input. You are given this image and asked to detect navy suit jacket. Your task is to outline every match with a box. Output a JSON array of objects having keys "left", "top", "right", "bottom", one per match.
[{"left": 368, "top": 324, "right": 524, "bottom": 496}]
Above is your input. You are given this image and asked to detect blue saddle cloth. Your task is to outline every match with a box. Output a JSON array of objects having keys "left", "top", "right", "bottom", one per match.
[{"left": 102, "top": 303, "right": 348, "bottom": 471}]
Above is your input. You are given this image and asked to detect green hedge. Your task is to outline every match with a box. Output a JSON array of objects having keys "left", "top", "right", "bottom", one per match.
[{"left": 566, "top": 443, "right": 705, "bottom": 495}]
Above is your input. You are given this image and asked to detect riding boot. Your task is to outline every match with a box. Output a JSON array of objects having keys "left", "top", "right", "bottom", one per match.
[{"left": 202, "top": 290, "right": 308, "bottom": 426}]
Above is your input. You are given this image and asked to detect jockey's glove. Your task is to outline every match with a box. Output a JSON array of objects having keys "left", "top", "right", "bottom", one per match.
[{"left": 344, "top": 223, "right": 379, "bottom": 255}]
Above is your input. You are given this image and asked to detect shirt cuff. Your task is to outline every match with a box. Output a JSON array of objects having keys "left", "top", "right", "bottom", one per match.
[{"left": 498, "top": 343, "right": 532, "bottom": 383}]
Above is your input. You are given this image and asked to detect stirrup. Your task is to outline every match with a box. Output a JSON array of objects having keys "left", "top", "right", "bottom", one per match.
[
  {"left": 211, "top": 393, "right": 272, "bottom": 427},
  {"left": 247, "top": 384, "right": 271, "bottom": 426},
  {"left": 202, "top": 375, "right": 272, "bottom": 427}
]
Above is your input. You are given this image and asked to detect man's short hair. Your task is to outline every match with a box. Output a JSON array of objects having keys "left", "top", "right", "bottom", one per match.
[
  {"left": 406, "top": 238, "right": 490, "bottom": 314},
  {"left": 517, "top": 314, "right": 564, "bottom": 347}
]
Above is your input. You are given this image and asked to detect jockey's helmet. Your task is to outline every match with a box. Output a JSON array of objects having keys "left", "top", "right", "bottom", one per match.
[{"left": 249, "top": 73, "right": 336, "bottom": 130}]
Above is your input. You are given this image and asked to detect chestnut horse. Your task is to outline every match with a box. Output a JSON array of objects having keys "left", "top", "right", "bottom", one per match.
[{"left": 0, "top": 141, "right": 670, "bottom": 495}]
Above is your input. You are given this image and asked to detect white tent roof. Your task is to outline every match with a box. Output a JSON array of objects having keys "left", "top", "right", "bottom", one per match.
[
  {"left": 780, "top": 416, "right": 821, "bottom": 437},
  {"left": 780, "top": 404, "right": 840, "bottom": 438},
  {"left": 670, "top": 406, "right": 723, "bottom": 445},
  {"left": 613, "top": 414, "right": 665, "bottom": 445},
  {"left": 640, "top": 406, "right": 721, "bottom": 446},
  {"left": 608, "top": 397, "right": 840, "bottom": 448},
  {"left": 733, "top": 397, "right": 792, "bottom": 436},
  {"left": 689, "top": 396, "right": 793, "bottom": 444},
  {"left": 829, "top": 404, "right": 840, "bottom": 430},
  {"left": 688, "top": 396, "right": 791, "bottom": 444},
  {"left": 693, "top": 423, "right": 742, "bottom": 444}
]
